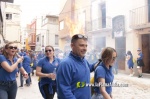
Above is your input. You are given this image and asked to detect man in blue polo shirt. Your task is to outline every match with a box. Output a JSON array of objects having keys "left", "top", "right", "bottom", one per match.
[{"left": 56, "top": 34, "right": 95, "bottom": 99}]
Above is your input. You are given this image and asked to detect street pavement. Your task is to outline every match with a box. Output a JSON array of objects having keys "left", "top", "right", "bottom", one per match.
[
  {"left": 112, "top": 74, "right": 150, "bottom": 99},
  {"left": 16, "top": 75, "right": 57, "bottom": 99},
  {"left": 16, "top": 73, "right": 150, "bottom": 99}
]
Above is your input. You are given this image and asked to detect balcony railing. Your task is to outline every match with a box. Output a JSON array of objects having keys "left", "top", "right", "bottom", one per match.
[
  {"left": 130, "top": 5, "right": 150, "bottom": 29},
  {"left": 85, "top": 17, "right": 112, "bottom": 32}
]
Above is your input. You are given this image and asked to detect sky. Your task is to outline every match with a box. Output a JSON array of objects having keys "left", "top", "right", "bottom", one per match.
[{"left": 14, "top": 0, "right": 60, "bottom": 27}]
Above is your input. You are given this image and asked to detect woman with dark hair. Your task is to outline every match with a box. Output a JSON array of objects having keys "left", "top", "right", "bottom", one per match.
[
  {"left": 92, "top": 47, "right": 117, "bottom": 99},
  {"left": 0, "top": 42, "right": 28, "bottom": 99},
  {"left": 36, "top": 45, "right": 61, "bottom": 99},
  {"left": 126, "top": 51, "right": 134, "bottom": 76}
]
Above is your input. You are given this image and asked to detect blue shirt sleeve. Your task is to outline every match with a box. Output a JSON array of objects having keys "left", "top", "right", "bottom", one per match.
[
  {"left": 37, "top": 59, "right": 43, "bottom": 68},
  {"left": 56, "top": 62, "right": 76, "bottom": 99},
  {"left": 0, "top": 55, "right": 6, "bottom": 63},
  {"left": 95, "top": 66, "right": 106, "bottom": 79},
  {"left": 139, "top": 53, "right": 143, "bottom": 60}
]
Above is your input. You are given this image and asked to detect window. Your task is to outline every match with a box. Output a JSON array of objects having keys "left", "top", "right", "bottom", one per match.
[
  {"left": 37, "top": 36, "right": 39, "bottom": 42},
  {"left": 59, "top": 21, "right": 64, "bottom": 30},
  {"left": 42, "top": 18, "right": 48, "bottom": 25},
  {"left": 101, "top": 3, "right": 106, "bottom": 28},
  {"left": 42, "top": 36, "right": 44, "bottom": 47},
  {"left": 55, "top": 35, "right": 59, "bottom": 45},
  {"left": 6, "top": 14, "right": 12, "bottom": 20}
]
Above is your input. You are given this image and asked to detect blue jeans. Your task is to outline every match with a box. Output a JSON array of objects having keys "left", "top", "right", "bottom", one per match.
[
  {"left": 0, "top": 80, "right": 17, "bottom": 99},
  {"left": 91, "top": 94, "right": 104, "bottom": 99},
  {"left": 20, "top": 73, "right": 31, "bottom": 86}
]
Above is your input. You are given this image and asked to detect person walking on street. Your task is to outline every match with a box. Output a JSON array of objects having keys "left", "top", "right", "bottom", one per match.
[
  {"left": 36, "top": 45, "right": 61, "bottom": 99},
  {"left": 56, "top": 34, "right": 95, "bottom": 99},
  {"left": 18, "top": 51, "right": 32, "bottom": 87},
  {"left": 137, "top": 48, "right": 144, "bottom": 78},
  {"left": 91, "top": 47, "right": 117, "bottom": 99},
  {"left": 126, "top": 51, "right": 134, "bottom": 76},
  {"left": 31, "top": 55, "right": 38, "bottom": 76},
  {"left": 0, "top": 42, "right": 28, "bottom": 99}
]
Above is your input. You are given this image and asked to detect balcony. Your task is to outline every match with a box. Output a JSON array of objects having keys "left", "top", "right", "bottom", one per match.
[
  {"left": 85, "top": 17, "right": 112, "bottom": 32},
  {"left": 130, "top": 5, "right": 150, "bottom": 29}
]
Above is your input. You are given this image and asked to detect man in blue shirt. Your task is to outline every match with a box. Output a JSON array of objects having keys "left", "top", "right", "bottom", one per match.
[
  {"left": 137, "top": 48, "right": 144, "bottom": 78},
  {"left": 56, "top": 34, "right": 95, "bottom": 99}
]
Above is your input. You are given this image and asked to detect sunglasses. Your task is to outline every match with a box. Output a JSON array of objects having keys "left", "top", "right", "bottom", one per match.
[
  {"left": 8, "top": 46, "right": 17, "bottom": 50},
  {"left": 74, "top": 34, "right": 88, "bottom": 39},
  {"left": 45, "top": 50, "right": 52, "bottom": 53}
]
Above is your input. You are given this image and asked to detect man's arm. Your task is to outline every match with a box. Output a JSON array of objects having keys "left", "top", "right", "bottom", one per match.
[{"left": 56, "top": 62, "right": 76, "bottom": 99}]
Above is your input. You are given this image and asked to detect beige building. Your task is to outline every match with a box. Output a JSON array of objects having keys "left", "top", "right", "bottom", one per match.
[
  {"left": 59, "top": 0, "right": 91, "bottom": 51},
  {"left": 129, "top": 0, "right": 150, "bottom": 74}
]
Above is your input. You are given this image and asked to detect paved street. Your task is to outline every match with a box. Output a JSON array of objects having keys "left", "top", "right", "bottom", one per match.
[
  {"left": 16, "top": 75, "right": 57, "bottom": 99},
  {"left": 113, "top": 74, "right": 150, "bottom": 99},
  {"left": 16, "top": 73, "right": 150, "bottom": 99}
]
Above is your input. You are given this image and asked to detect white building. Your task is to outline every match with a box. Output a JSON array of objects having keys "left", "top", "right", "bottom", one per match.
[
  {"left": 4, "top": 3, "right": 21, "bottom": 47},
  {"left": 35, "top": 15, "right": 59, "bottom": 52},
  {"left": 20, "top": 27, "right": 28, "bottom": 49},
  {"left": 0, "top": 2, "right": 6, "bottom": 48}
]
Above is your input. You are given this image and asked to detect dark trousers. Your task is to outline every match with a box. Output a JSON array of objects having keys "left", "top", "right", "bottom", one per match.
[
  {"left": 0, "top": 80, "right": 17, "bottom": 99},
  {"left": 43, "top": 84, "right": 56, "bottom": 99}
]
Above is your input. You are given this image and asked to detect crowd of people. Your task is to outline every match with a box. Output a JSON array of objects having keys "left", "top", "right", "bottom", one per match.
[{"left": 0, "top": 34, "right": 145, "bottom": 99}]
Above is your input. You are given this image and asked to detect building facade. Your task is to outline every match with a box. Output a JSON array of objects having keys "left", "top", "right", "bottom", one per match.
[
  {"left": 59, "top": 0, "right": 150, "bottom": 74},
  {"left": 4, "top": 3, "right": 21, "bottom": 48},
  {"left": 59, "top": 0, "right": 91, "bottom": 51},
  {"left": 39, "top": 15, "right": 59, "bottom": 52},
  {"left": 28, "top": 19, "right": 36, "bottom": 51},
  {"left": 129, "top": 0, "right": 150, "bottom": 74}
]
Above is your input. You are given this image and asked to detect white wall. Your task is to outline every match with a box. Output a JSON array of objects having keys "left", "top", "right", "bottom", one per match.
[
  {"left": 5, "top": 3, "right": 21, "bottom": 43},
  {"left": 5, "top": 26, "right": 20, "bottom": 41},
  {"left": 47, "top": 24, "right": 59, "bottom": 47},
  {"left": 106, "top": 0, "right": 132, "bottom": 31}
]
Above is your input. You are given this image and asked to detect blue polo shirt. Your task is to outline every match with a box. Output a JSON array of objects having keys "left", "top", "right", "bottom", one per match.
[
  {"left": 37, "top": 57, "right": 61, "bottom": 81},
  {"left": 22, "top": 55, "right": 31, "bottom": 73},
  {"left": 37, "top": 56, "right": 61, "bottom": 98},
  {"left": 137, "top": 52, "right": 143, "bottom": 60},
  {"left": 94, "top": 62, "right": 114, "bottom": 94},
  {"left": 19, "top": 52, "right": 26, "bottom": 56},
  {"left": 0, "top": 55, "right": 21, "bottom": 81}
]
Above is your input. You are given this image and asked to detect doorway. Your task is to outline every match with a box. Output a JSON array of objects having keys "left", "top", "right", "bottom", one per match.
[
  {"left": 141, "top": 34, "right": 150, "bottom": 73},
  {"left": 115, "top": 37, "right": 126, "bottom": 70}
]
